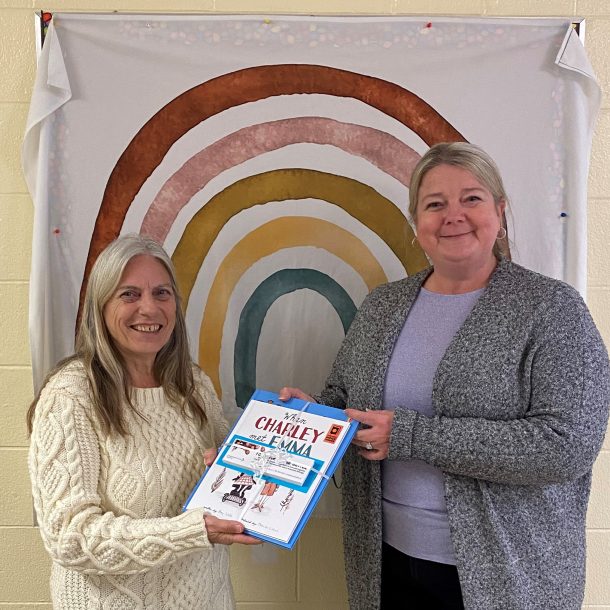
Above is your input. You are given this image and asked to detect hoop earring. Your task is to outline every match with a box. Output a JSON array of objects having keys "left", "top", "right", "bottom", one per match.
[
  {"left": 497, "top": 227, "right": 507, "bottom": 240},
  {"left": 411, "top": 236, "right": 418, "bottom": 247}
]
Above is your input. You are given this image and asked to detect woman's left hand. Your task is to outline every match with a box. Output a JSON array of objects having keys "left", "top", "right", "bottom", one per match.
[
  {"left": 345, "top": 408, "right": 394, "bottom": 461},
  {"left": 204, "top": 515, "right": 263, "bottom": 546},
  {"left": 203, "top": 448, "right": 218, "bottom": 467}
]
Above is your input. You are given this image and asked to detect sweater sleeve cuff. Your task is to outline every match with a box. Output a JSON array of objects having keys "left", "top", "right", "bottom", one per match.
[
  {"left": 169, "top": 507, "right": 209, "bottom": 546},
  {"left": 388, "top": 408, "right": 418, "bottom": 461}
]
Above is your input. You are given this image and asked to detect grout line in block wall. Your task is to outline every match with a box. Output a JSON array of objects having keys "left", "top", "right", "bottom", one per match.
[{"left": 0, "top": 363, "right": 33, "bottom": 367}]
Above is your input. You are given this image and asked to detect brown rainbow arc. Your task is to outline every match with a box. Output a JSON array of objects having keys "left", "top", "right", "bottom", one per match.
[{"left": 79, "top": 63, "right": 466, "bottom": 319}]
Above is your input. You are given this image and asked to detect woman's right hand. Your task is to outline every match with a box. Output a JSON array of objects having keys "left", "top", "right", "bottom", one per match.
[
  {"left": 278, "top": 387, "right": 315, "bottom": 402},
  {"left": 203, "top": 515, "right": 262, "bottom": 546}
]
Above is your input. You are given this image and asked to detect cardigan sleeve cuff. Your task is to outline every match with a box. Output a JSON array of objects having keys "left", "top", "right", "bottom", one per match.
[{"left": 387, "top": 407, "right": 418, "bottom": 461}]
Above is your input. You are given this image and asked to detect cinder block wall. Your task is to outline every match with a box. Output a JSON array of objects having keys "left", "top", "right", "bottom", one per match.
[{"left": 1, "top": 1, "right": 608, "bottom": 608}]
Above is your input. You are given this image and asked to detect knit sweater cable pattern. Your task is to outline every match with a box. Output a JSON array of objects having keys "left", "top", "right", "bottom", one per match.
[{"left": 29, "top": 361, "right": 234, "bottom": 609}]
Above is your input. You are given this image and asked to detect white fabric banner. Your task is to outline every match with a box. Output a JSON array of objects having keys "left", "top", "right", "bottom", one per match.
[{"left": 23, "top": 13, "right": 600, "bottom": 410}]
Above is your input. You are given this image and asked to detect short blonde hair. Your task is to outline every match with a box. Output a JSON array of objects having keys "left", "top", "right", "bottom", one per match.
[{"left": 409, "top": 142, "right": 509, "bottom": 259}]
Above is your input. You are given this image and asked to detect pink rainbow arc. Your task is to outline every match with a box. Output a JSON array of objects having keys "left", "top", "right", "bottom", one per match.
[{"left": 140, "top": 117, "right": 421, "bottom": 242}]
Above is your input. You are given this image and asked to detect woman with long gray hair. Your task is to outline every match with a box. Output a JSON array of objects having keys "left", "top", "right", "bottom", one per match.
[{"left": 27, "top": 234, "right": 259, "bottom": 609}]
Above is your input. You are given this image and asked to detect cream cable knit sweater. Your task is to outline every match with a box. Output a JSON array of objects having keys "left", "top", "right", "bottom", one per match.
[{"left": 28, "top": 360, "right": 234, "bottom": 609}]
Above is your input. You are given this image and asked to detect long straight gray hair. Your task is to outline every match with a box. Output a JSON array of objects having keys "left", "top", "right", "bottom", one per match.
[{"left": 28, "top": 234, "right": 207, "bottom": 436}]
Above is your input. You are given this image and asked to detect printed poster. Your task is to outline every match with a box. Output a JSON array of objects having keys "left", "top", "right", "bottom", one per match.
[{"left": 184, "top": 390, "right": 357, "bottom": 547}]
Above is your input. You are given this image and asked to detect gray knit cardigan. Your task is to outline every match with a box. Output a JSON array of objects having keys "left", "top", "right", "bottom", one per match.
[{"left": 318, "top": 259, "right": 609, "bottom": 610}]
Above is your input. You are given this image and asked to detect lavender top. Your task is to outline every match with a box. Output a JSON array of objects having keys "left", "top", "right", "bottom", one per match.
[{"left": 382, "top": 286, "right": 483, "bottom": 564}]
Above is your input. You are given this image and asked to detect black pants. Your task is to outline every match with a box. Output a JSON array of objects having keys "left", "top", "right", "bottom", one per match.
[{"left": 381, "top": 542, "right": 464, "bottom": 610}]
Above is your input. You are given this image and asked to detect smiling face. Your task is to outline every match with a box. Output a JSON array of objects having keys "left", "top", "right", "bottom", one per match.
[
  {"left": 103, "top": 254, "right": 176, "bottom": 370},
  {"left": 415, "top": 164, "right": 505, "bottom": 272}
]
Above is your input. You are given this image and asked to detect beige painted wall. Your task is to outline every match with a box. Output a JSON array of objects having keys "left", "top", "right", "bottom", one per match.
[{"left": 1, "top": 1, "right": 608, "bottom": 608}]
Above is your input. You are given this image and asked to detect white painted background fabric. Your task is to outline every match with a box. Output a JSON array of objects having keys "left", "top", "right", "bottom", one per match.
[{"left": 23, "top": 14, "right": 599, "bottom": 426}]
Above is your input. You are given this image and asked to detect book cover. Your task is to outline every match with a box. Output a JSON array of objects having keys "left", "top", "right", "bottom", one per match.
[{"left": 184, "top": 389, "right": 357, "bottom": 548}]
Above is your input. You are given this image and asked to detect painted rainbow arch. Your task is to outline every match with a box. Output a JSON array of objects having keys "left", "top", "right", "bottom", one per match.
[{"left": 81, "top": 63, "right": 469, "bottom": 403}]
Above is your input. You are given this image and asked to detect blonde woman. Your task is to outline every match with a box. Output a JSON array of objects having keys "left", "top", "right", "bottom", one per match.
[{"left": 281, "top": 143, "right": 610, "bottom": 610}]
